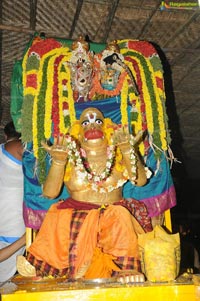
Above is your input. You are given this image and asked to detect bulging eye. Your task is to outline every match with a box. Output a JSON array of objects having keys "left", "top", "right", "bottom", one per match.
[
  {"left": 95, "top": 119, "right": 103, "bottom": 125},
  {"left": 82, "top": 120, "right": 90, "bottom": 127}
]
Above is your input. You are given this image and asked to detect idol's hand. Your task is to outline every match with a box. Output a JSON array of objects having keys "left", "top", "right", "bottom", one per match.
[
  {"left": 41, "top": 135, "right": 69, "bottom": 164},
  {"left": 112, "top": 125, "right": 143, "bottom": 153}
]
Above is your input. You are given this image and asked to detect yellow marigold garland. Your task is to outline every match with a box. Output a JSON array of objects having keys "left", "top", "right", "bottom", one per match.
[
  {"left": 22, "top": 50, "right": 38, "bottom": 142},
  {"left": 58, "top": 58, "right": 69, "bottom": 134},
  {"left": 23, "top": 70, "right": 38, "bottom": 96},
  {"left": 22, "top": 49, "right": 30, "bottom": 88},
  {"left": 44, "top": 54, "right": 55, "bottom": 139},
  {"left": 23, "top": 86, "right": 37, "bottom": 97},
  {"left": 126, "top": 58, "right": 154, "bottom": 134},
  {"left": 32, "top": 47, "right": 71, "bottom": 157},
  {"left": 120, "top": 44, "right": 168, "bottom": 155},
  {"left": 145, "top": 59, "right": 167, "bottom": 151},
  {"left": 23, "top": 37, "right": 169, "bottom": 165},
  {"left": 120, "top": 75, "right": 129, "bottom": 126},
  {"left": 32, "top": 96, "right": 38, "bottom": 157},
  {"left": 154, "top": 69, "right": 169, "bottom": 148},
  {"left": 124, "top": 59, "right": 145, "bottom": 156},
  {"left": 63, "top": 61, "right": 76, "bottom": 125}
]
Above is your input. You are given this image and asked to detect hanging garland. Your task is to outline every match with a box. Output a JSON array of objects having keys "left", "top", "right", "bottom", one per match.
[
  {"left": 21, "top": 37, "right": 171, "bottom": 184},
  {"left": 118, "top": 39, "right": 170, "bottom": 158}
]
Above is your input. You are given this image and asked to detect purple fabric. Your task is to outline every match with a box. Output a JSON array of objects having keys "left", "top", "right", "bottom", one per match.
[
  {"left": 141, "top": 185, "right": 176, "bottom": 217},
  {"left": 23, "top": 203, "right": 47, "bottom": 230}
]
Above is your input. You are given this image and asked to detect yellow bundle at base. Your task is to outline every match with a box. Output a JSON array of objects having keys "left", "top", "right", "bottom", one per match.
[{"left": 138, "top": 225, "right": 180, "bottom": 282}]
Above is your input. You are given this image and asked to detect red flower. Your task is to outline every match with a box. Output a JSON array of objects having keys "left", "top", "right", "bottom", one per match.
[
  {"left": 28, "top": 38, "right": 62, "bottom": 58},
  {"left": 156, "top": 76, "right": 164, "bottom": 91},
  {"left": 63, "top": 102, "right": 69, "bottom": 110},
  {"left": 62, "top": 79, "right": 68, "bottom": 85},
  {"left": 26, "top": 74, "right": 37, "bottom": 89},
  {"left": 128, "top": 41, "right": 156, "bottom": 58}
]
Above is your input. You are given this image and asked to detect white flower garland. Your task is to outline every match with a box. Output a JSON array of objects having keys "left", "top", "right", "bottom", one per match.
[
  {"left": 65, "top": 135, "right": 115, "bottom": 185},
  {"left": 64, "top": 135, "right": 140, "bottom": 193},
  {"left": 128, "top": 135, "right": 137, "bottom": 182},
  {"left": 128, "top": 134, "right": 152, "bottom": 180}
]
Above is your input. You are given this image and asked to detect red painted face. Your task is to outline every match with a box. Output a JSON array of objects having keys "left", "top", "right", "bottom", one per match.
[{"left": 80, "top": 109, "right": 104, "bottom": 141}]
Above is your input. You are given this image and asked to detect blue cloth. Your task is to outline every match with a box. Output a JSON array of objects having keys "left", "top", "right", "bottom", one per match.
[
  {"left": 75, "top": 96, "right": 132, "bottom": 132},
  {"left": 23, "top": 96, "right": 175, "bottom": 214},
  {"left": 123, "top": 148, "right": 174, "bottom": 200},
  {"left": 0, "top": 236, "right": 19, "bottom": 244},
  {"left": 23, "top": 143, "right": 69, "bottom": 211},
  {"left": 75, "top": 96, "right": 122, "bottom": 122}
]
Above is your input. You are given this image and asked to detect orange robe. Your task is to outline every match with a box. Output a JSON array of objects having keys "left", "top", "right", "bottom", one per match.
[{"left": 28, "top": 201, "right": 147, "bottom": 278}]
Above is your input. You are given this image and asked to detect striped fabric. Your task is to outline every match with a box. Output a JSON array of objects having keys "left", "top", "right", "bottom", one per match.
[{"left": 27, "top": 198, "right": 152, "bottom": 278}]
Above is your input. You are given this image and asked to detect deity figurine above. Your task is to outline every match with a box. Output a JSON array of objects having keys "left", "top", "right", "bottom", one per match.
[{"left": 69, "top": 36, "right": 94, "bottom": 102}]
